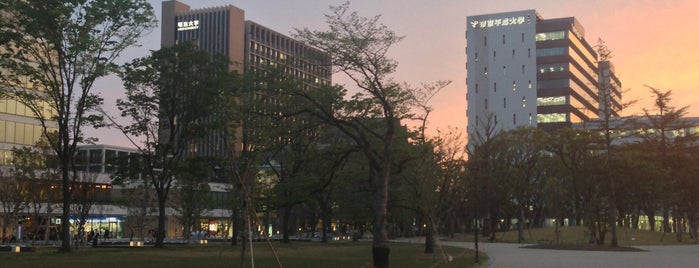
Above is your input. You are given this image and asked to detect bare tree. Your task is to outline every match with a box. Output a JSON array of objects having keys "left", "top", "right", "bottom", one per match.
[{"left": 293, "top": 4, "right": 448, "bottom": 266}]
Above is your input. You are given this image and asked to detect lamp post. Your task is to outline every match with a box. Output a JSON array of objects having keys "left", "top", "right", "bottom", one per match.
[{"left": 472, "top": 167, "right": 479, "bottom": 264}]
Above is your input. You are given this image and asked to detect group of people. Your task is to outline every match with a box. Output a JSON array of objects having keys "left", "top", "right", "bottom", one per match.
[{"left": 87, "top": 229, "right": 111, "bottom": 245}]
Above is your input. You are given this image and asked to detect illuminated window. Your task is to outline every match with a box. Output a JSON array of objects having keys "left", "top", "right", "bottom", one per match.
[
  {"left": 522, "top": 97, "right": 526, "bottom": 108},
  {"left": 529, "top": 113, "right": 533, "bottom": 124},
  {"left": 535, "top": 31, "right": 566, "bottom": 41},
  {"left": 537, "top": 63, "right": 568, "bottom": 73},
  {"left": 537, "top": 113, "right": 566, "bottom": 123},
  {"left": 537, "top": 96, "right": 566, "bottom": 106},
  {"left": 512, "top": 81, "right": 516, "bottom": 91},
  {"left": 484, "top": 67, "right": 488, "bottom": 75},
  {"left": 528, "top": 80, "right": 532, "bottom": 89}
]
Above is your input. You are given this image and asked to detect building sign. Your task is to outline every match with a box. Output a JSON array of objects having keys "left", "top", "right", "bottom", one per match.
[
  {"left": 470, "top": 16, "right": 528, "bottom": 29},
  {"left": 177, "top": 20, "right": 200, "bottom": 31}
]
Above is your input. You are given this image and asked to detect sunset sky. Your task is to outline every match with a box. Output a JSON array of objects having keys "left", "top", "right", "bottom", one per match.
[{"left": 93, "top": 0, "right": 699, "bottom": 146}]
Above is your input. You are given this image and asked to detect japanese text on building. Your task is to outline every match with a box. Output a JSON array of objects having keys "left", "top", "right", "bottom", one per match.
[
  {"left": 177, "top": 20, "right": 200, "bottom": 31},
  {"left": 470, "top": 16, "right": 527, "bottom": 29}
]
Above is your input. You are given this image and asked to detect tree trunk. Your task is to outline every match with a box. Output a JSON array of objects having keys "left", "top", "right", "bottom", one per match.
[
  {"left": 60, "top": 173, "right": 72, "bottom": 252},
  {"left": 663, "top": 207, "right": 671, "bottom": 233},
  {"left": 371, "top": 167, "right": 390, "bottom": 268},
  {"left": 156, "top": 192, "right": 167, "bottom": 247},
  {"left": 424, "top": 225, "right": 434, "bottom": 254},
  {"left": 518, "top": 205, "right": 525, "bottom": 243},
  {"left": 281, "top": 207, "right": 291, "bottom": 243}
]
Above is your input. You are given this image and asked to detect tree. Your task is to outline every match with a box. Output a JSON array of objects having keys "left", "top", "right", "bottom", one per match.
[
  {"left": 632, "top": 86, "right": 693, "bottom": 240},
  {"left": 0, "top": 0, "right": 156, "bottom": 252},
  {"left": 548, "top": 128, "right": 608, "bottom": 244},
  {"left": 500, "top": 127, "right": 548, "bottom": 243},
  {"left": 110, "top": 42, "right": 235, "bottom": 247},
  {"left": 0, "top": 168, "right": 28, "bottom": 244},
  {"left": 69, "top": 171, "right": 102, "bottom": 247},
  {"left": 293, "top": 4, "right": 448, "bottom": 266},
  {"left": 171, "top": 159, "right": 211, "bottom": 243},
  {"left": 594, "top": 38, "right": 637, "bottom": 247}
]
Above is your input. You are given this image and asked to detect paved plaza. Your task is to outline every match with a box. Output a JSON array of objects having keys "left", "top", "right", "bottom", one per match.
[{"left": 441, "top": 241, "right": 699, "bottom": 267}]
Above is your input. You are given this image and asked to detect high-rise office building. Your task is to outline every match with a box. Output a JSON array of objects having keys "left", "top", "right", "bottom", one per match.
[
  {"left": 161, "top": 1, "right": 331, "bottom": 159},
  {"left": 466, "top": 10, "right": 620, "bottom": 137}
]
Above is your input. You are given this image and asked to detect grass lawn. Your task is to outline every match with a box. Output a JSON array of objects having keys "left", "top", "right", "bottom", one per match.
[{"left": 0, "top": 241, "right": 483, "bottom": 268}]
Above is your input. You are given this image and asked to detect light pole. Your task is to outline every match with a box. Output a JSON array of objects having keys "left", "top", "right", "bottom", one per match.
[{"left": 473, "top": 167, "right": 479, "bottom": 264}]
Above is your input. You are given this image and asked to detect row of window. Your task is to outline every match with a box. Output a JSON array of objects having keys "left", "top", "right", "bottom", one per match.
[
  {"left": 482, "top": 32, "right": 528, "bottom": 46},
  {"left": 473, "top": 47, "right": 532, "bottom": 62},
  {"left": 538, "top": 113, "right": 567, "bottom": 123},
  {"left": 537, "top": 63, "right": 568, "bottom": 74},
  {"left": 472, "top": 113, "right": 534, "bottom": 127},
  {"left": 535, "top": 31, "right": 566, "bottom": 41},
  {"left": 0, "top": 98, "right": 55, "bottom": 118},
  {"left": 0, "top": 120, "right": 53, "bottom": 146},
  {"left": 471, "top": 80, "right": 532, "bottom": 94},
  {"left": 483, "top": 97, "right": 528, "bottom": 109}
]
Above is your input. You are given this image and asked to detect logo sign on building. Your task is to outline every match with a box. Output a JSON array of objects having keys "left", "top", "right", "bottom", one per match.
[
  {"left": 470, "top": 16, "right": 529, "bottom": 29},
  {"left": 177, "top": 20, "right": 200, "bottom": 31}
]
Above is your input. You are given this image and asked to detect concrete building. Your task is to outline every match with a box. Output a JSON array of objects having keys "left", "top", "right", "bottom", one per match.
[
  {"left": 161, "top": 0, "right": 331, "bottom": 159},
  {"left": 466, "top": 10, "right": 620, "bottom": 138}
]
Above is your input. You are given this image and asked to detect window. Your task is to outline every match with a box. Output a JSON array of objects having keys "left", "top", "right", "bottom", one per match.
[
  {"left": 535, "top": 31, "right": 566, "bottom": 41},
  {"left": 521, "top": 33, "right": 525, "bottom": 42},
  {"left": 503, "top": 98, "right": 507, "bottom": 108},
  {"left": 475, "top": 83, "right": 479, "bottom": 93},
  {"left": 512, "top": 49, "right": 515, "bottom": 58},
  {"left": 529, "top": 113, "right": 533, "bottom": 124},
  {"left": 493, "top": 82, "right": 497, "bottom": 92},
  {"left": 536, "top": 47, "right": 567, "bottom": 57},
  {"left": 502, "top": 34, "right": 506, "bottom": 44},
  {"left": 537, "top": 63, "right": 568, "bottom": 74},
  {"left": 484, "top": 36, "right": 487, "bottom": 45},
  {"left": 521, "top": 64, "right": 525, "bottom": 75},
  {"left": 493, "top": 51, "right": 496, "bottom": 61},
  {"left": 522, "top": 97, "right": 526, "bottom": 107},
  {"left": 484, "top": 67, "right": 488, "bottom": 75},
  {"left": 485, "top": 98, "right": 488, "bottom": 109},
  {"left": 503, "top": 66, "right": 506, "bottom": 75},
  {"left": 528, "top": 80, "right": 532, "bottom": 89},
  {"left": 512, "top": 81, "right": 516, "bottom": 91},
  {"left": 528, "top": 48, "right": 531, "bottom": 58},
  {"left": 475, "top": 52, "right": 478, "bottom": 62},
  {"left": 513, "top": 114, "right": 517, "bottom": 124},
  {"left": 537, "top": 96, "right": 566, "bottom": 106},
  {"left": 537, "top": 113, "right": 567, "bottom": 123}
]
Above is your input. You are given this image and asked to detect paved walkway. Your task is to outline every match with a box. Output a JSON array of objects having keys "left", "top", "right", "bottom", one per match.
[{"left": 397, "top": 238, "right": 699, "bottom": 267}]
